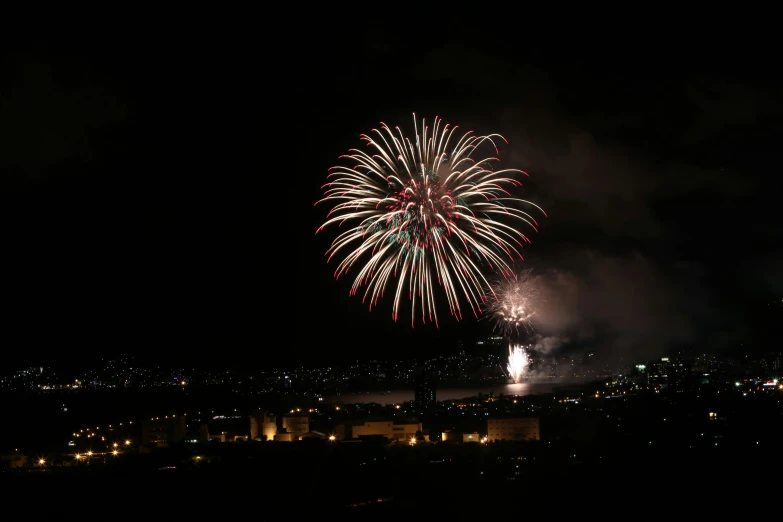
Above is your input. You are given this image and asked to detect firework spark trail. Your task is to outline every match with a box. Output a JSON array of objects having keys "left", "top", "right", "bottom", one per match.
[
  {"left": 507, "top": 344, "right": 529, "bottom": 384},
  {"left": 316, "top": 114, "right": 545, "bottom": 326},
  {"left": 488, "top": 269, "right": 540, "bottom": 338}
]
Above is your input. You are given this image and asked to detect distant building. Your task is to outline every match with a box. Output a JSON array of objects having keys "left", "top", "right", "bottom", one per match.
[
  {"left": 414, "top": 370, "right": 437, "bottom": 410},
  {"left": 648, "top": 358, "right": 671, "bottom": 388},
  {"left": 282, "top": 414, "right": 309, "bottom": 440},
  {"left": 442, "top": 431, "right": 480, "bottom": 443},
  {"left": 335, "top": 419, "right": 422, "bottom": 441},
  {"left": 392, "top": 420, "right": 422, "bottom": 441},
  {"left": 487, "top": 417, "right": 540, "bottom": 441},
  {"left": 142, "top": 416, "right": 186, "bottom": 446},
  {"left": 250, "top": 410, "right": 278, "bottom": 441},
  {"left": 185, "top": 423, "right": 210, "bottom": 443},
  {"left": 669, "top": 359, "right": 692, "bottom": 391},
  {"left": 0, "top": 453, "right": 27, "bottom": 469},
  {"left": 462, "top": 432, "right": 480, "bottom": 443},
  {"left": 209, "top": 433, "right": 227, "bottom": 443}
]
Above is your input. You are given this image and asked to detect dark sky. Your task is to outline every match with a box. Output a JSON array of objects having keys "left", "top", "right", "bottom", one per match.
[{"left": 2, "top": 25, "right": 781, "bottom": 370}]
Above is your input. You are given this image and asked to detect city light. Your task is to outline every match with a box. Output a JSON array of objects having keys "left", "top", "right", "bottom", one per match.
[
  {"left": 125, "top": 439, "right": 131, "bottom": 445},
  {"left": 38, "top": 458, "right": 45, "bottom": 465},
  {"left": 328, "top": 435, "right": 336, "bottom": 441},
  {"left": 112, "top": 450, "right": 119, "bottom": 456}
]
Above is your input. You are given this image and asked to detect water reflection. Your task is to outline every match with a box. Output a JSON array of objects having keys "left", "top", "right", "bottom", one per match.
[{"left": 326, "top": 382, "right": 561, "bottom": 405}]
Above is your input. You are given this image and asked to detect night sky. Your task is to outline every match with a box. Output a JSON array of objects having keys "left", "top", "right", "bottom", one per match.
[{"left": 2, "top": 26, "right": 781, "bottom": 370}]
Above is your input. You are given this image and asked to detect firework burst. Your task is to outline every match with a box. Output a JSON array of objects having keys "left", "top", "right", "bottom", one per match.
[
  {"left": 315, "top": 114, "right": 545, "bottom": 326},
  {"left": 488, "top": 270, "right": 539, "bottom": 338},
  {"left": 507, "top": 344, "right": 529, "bottom": 384}
]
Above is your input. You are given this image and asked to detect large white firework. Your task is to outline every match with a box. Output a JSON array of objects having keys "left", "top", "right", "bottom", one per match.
[
  {"left": 507, "top": 344, "right": 529, "bottom": 384},
  {"left": 316, "top": 114, "right": 545, "bottom": 326}
]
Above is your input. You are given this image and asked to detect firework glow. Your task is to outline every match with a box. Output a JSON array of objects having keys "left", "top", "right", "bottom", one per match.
[
  {"left": 315, "top": 114, "right": 545, "bottom": 326},
  {"left": 507, "top": 344, "right": 529, "bottom": 384},
  {"left": 488, "top": 270, "right": 539, "bottom": 337}
]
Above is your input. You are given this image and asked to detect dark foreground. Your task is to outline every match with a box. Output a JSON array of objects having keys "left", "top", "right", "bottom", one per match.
[{"left": 3, "top": 439, "right": 777, "bottom": 515}]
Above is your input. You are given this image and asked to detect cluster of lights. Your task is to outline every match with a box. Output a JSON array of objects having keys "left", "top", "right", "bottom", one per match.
[
  {"left": 73, "top": 420, "right": 135, "bottom": 439},
  {"left": 72, "top": 440, "right": 131, "bottom": 461},
  {"left": 149, "top": 413, "right": 187, "bottom": 421}
]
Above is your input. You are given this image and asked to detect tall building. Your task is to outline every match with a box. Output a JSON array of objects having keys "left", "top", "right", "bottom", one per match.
[
  {"left": 669, "top": 359, "right": 692, "bottom": 391},
  {"left": 414, "top": 369, "right": 437, "bottom": 410},
  {"left": 634, "top": 364, "right": 649, "bottom": 386},
  {"left": 648, "top": 357, "right": 671, "bottom": 388},
  {"left": 250, "top": 410, "right": 278, "bottom": 441}
]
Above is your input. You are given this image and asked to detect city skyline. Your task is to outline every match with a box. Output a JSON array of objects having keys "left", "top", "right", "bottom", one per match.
[{"left": 4, "top": 18, "right": 783, "bottom": 515}]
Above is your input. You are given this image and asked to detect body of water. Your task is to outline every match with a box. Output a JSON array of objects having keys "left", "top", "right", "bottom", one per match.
[{"left": 325, "top": 380, "right": 586, "bottom": 404}]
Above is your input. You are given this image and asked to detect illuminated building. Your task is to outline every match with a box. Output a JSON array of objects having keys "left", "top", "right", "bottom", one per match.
[
  {"left": 442, "top": 431, "right": 481, "bottom": 443},
  {"left": 282, "top": 413, "right": 310, "bottom": 440},
  {"left": 669, "top": 359, "right": 692, "bottom": 391},
  {"left": 250, "top": 410, "right": 278, "bottom": 441},
  {"left": 334, "top": 419, "right": 423, "bottom": 441},
  {"left": 643, "top": 357, "right": 692, "bottom": 391},
  {"left": 414, "top": 369, "right": 437, "bottom": 411},
  {"left": 263, "top": 414, "right": 277, "bottom": 441},
  {"left": 648, "top": 358, "right": 670, "bottom": 388},
  {"left": 634, "top": 364, "right": 649, "bottom": 386},
  {"left": 486, "top": 417, "right": 540, "bottom": 442},
  {"left": 392, "top": 420, "right": 422, "bottom": 441}
]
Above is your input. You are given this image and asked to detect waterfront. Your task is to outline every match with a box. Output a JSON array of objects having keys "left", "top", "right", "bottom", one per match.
[{"left": 325, "top": 380, "right": 591, "bottom": 404}]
